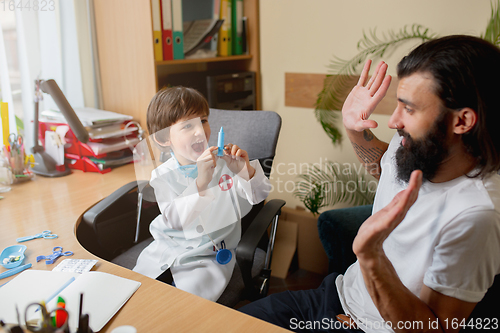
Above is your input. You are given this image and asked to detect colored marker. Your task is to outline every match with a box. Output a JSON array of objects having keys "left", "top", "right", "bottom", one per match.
[{"left": 52, "top": 296, "right": 68, "bottom": 328}]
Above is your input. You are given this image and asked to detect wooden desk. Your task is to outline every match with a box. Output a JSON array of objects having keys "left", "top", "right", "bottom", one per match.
[{"left": 1, "top": 165, "right": 287, "bottom": 332}]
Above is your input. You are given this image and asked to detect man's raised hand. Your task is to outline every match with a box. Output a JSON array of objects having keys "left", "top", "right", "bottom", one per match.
[
  {"left": 353, "top": 170, "right": 422, "bottom": 261},
  {"left": 342, "top": 60, "right": 392, "bottom": 132}
]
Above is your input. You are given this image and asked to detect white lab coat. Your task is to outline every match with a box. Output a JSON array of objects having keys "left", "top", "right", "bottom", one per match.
[{"left": 133, "top": 157, "right": 271, "bottom": 301}]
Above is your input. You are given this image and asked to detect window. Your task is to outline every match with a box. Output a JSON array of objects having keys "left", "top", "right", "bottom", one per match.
[{"left": 0, "top": 8, "right": 23, "bottom": 138}]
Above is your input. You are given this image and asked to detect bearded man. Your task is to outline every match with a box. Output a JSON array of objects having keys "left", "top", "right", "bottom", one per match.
[{"left": 240, "top": 35, "right": 500, "bottom": 333}]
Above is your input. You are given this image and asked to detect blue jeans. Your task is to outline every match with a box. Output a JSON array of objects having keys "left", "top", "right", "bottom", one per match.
[{"left": 239, "top": 273, "right": 361, "bottom": 332}]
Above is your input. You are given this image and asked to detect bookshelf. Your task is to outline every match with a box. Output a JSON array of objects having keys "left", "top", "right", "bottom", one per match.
[
  {"left": 156, "top": 54, "right": 252, "bottom": 66},
  {"left": 93, "top": 0, "right": 261, "bottom": 130}
]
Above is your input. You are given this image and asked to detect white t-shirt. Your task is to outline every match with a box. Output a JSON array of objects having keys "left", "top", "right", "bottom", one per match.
[{"left": 336, "top": 134, "right": 500, "bottom": 332}]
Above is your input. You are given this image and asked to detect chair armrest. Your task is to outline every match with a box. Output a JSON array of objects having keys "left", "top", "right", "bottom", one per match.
[
  {"left": 236, "top": 199, "right": 286, "bottom": 261},
  {"left": 236, "top": 199, "right": 286, "bottom": 299},
  {"left": 83, "top": 180, "right": 146, "bottom": 231},
  {"left": 80, "top": 180, "right": 157, "bottom": 260}
]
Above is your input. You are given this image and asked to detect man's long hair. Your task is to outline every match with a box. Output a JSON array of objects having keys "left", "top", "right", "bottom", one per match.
[{"left": 397, "top": 35, "right": 500, "bottom": 178}]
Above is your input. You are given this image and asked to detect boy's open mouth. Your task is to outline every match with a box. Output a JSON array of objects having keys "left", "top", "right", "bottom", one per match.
[{"left": 192, "top": 140, "right": 205, "bottom": 153}]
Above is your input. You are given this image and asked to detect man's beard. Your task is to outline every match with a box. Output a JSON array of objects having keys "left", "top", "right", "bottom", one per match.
[{"left": 395, "top": 111, "right": 451, "bottom": 184}]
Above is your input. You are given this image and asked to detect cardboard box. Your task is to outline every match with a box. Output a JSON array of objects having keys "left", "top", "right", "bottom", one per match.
[
  {"left": 275, "top": 206, "right": 329, "bottom": 276},
  {"left": 270, "top": 220, "right": 298, "bottom": 279}
]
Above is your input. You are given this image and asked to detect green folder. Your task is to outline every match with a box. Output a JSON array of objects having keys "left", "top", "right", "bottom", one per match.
[
  {"left": 172, "top": 0, "right": 184, "bottom": 59},
  {"left": 231, "top": 0, "right": 243, "bottom": 55}
]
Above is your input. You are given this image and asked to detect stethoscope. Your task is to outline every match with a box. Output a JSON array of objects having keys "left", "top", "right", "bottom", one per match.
[
  {"left": 171, "top": 144, "right": 237, "bottom": 265},
  {"left": 206, "top": 234, "right": 232, "bottom": 265}
]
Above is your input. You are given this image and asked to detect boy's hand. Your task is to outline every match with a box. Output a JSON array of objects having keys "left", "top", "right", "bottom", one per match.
[
  {"left": 196, "top": 146, "right": 218, "bottom": 194},
  {"left": 221, "top": 143, "right": 255, "bottom": 181}
]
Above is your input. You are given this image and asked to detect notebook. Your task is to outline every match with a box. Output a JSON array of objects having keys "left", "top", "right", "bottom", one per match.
[{"left": 0, "top": 270, "right": 141, "bottom": 332}]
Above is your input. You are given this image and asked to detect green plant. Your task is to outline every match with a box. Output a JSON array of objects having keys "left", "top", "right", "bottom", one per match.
[
  {"left": 315, "top": 24, "right": 436, "bottom": 146},
  {"left": 315, "top": 1, "right": 500, "bottom": 147},
  {"left": 294, "top": 162, "right": 376, "bottom": 215},
  {"left": 295, "top": 1, "right": 500, "bottom": 214},
  {"left": 482, "top": 1, "right": 500, "bottom": 44}
]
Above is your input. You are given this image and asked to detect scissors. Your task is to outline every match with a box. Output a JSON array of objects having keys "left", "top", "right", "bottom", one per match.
[
  {"left": 17, "top": 230, "right": 58, "bottom": 243},
  {"left": 24, "top": 301, "right": 69, "bottom": 333},
  {"left": 8, "top": 133, "right": 23, "bottom": 151},
  {"left": 36, "top": 247, "right": 74, "bottom": 265}
]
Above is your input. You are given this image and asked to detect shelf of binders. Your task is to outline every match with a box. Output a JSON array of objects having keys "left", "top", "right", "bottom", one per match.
[{"left": 155, "top": 54, "right": 252, "bottom": 66}]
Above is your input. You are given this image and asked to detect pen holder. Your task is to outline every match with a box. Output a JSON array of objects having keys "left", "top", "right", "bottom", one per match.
[
  {"left": 2, "top": 144, "right": 35, "bottom": 184},
  {"left": 0, "top": 153, "right": 13, "bottom": 191}
]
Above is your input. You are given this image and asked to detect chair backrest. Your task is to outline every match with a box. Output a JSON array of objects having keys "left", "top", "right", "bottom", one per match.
[
  {"left": 207, "top": 109, "right": 282, "bottom": 241},
  {"left": 207, "top": 109, "right": 282, "bottom": 176},
  {"left": 79, "top": 109, "right": 282, "bottom": 260}
]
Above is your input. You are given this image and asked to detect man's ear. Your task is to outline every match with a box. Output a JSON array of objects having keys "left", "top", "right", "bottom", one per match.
[
  {"left": 153, "top": 132, "right": 170, "bottom": 147},
  {"left": 453, "top": 108, "right": 477, "bottom": 135}
]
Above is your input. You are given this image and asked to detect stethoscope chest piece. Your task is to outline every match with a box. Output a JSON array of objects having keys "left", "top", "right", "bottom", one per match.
[{"left": 216, "top": 248, "right": 232, "bottom": 265}]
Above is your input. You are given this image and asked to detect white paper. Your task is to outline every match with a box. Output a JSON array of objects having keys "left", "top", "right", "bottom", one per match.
[
  {"left": 0, "top": 270, "right": 141, "bottom": 332},
  {"left": 41, "top": 107, "right": 133, "bottom": 127},
  {"left": 45, "top": 130, "right": 65, "bottom": 165},
  {"left": 52, "top": 259, "right": 98, "bottom": 273}
]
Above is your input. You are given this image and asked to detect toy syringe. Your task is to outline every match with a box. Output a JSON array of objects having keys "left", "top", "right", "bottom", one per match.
[{"left": 217, "top": 127, "right": 224, "bottom": 156}]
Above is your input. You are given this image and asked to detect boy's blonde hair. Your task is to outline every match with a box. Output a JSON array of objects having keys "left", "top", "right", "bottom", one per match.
[{"left": 147, "top": 86, "right": 210, "bottom": 139}]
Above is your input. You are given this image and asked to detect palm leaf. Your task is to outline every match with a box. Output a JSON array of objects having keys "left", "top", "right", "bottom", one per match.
[
  {"left": 315, "top": 24, "right": 437, "bottom": 146},
  {"left": 296, "top": 2, "right": 500, "bottom": 214},
  {"left": 294, "top": 162, "right": 377, "bottom": 215},
  {"left": 482, "top": 1, "right": 500, "bottom": 45}
]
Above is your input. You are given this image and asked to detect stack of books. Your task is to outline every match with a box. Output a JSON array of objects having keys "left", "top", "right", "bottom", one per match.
[{"left": 39, "top": 108, "right": 140, "bottom": 174}]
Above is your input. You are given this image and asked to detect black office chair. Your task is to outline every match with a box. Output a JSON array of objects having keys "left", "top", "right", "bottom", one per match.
[
  {"left": 317, "top": 205, "right": 500, "bottom": 330},
  {"left": 76, "top": 109, "right": 285, "bottom": 308}
]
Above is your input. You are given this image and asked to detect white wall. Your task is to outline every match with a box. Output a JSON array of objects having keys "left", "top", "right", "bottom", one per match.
[{"left": 260, "top": 0, "right": 492, "bottom": 210}]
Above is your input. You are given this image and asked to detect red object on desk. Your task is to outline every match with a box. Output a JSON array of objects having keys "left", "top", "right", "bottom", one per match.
[
  {"left": 38, "top": 121, "right": 137, "bottom": 174},
  {"left": 65, "top": 153, "right": 112, "bottom": 174}
]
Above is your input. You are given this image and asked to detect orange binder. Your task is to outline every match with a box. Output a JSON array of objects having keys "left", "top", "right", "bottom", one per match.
[{"left": 160, "top": 0, "right": 174, "bottom": 60}]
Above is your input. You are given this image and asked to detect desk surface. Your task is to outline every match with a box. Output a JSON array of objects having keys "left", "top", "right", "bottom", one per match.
[{"left": 1, "top": 164, "right": 287, "bottom": 332}]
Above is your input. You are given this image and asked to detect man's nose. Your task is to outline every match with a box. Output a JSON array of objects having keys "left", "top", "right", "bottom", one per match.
[{"left": 388, "top": 106, "right": 403, "bottom": 130}]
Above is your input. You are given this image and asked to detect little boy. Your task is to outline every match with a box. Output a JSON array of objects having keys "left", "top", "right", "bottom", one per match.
[{"left": 133, "top": 87, "right": 271, "bottom": 302}]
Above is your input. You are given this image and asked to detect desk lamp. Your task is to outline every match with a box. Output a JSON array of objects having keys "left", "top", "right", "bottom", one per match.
[{"left": 32, "top": 79, "right": 89, "bottom": 177}]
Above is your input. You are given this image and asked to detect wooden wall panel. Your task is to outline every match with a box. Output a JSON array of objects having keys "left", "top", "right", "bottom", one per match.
[
  {"left": 244, "top": 0, "right": 261, "bottom": 110},
  {"left": 285, "top": 73, "right": 398, "bottom": 115},
  {"left": 94, "top": 0, "right": 157, "bottom": 127}
]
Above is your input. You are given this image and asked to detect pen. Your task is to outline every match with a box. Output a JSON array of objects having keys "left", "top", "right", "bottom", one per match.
[
  {"left": 45, "top": 276, "right": 75, "bottom": 304},
  {"left": 2, "top": 145, "right": 10, "bottom": 160},
  {"left": 11, "top": 304, "right": 24, "bottom": 333},
  {"left": 0, "top": 263, "right": 32, "bottom": 280},
  {"left": 36, "top": 276, "right": 75, "bottom": 312},
  {"left": 79, "top": 292, "right": 83, "bottom": 322}
]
